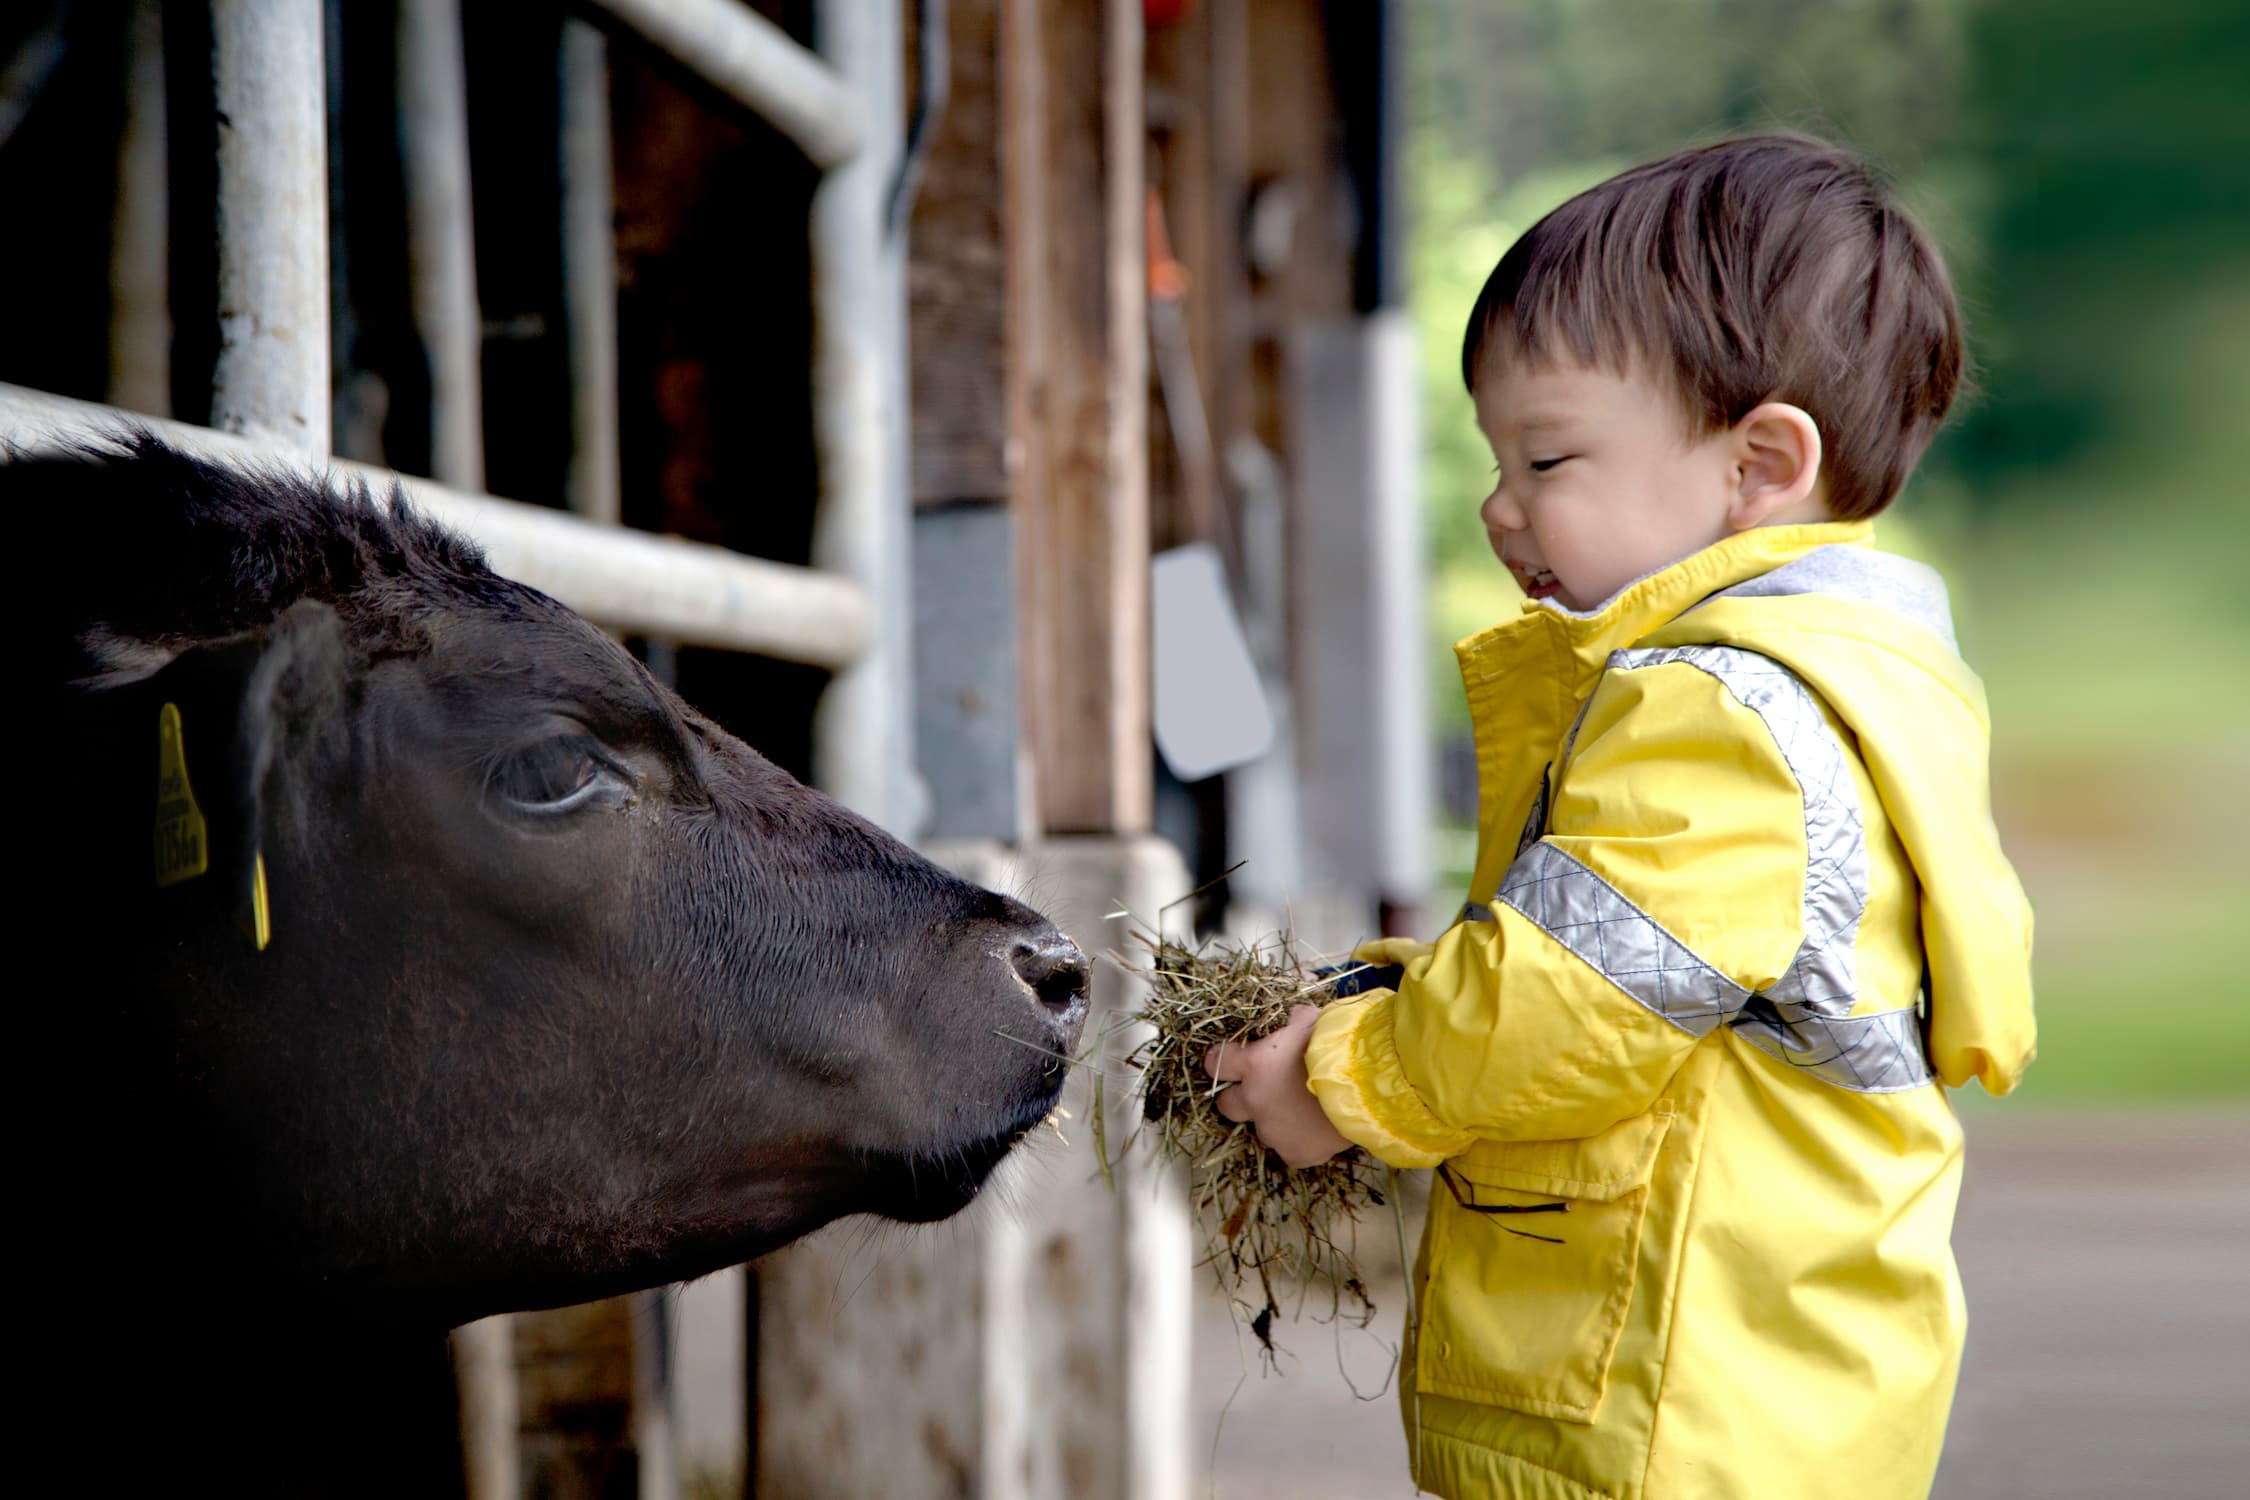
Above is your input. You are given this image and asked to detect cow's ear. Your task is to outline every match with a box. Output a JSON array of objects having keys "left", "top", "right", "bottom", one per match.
[{"left": 146, "top": 601, "right": 349, "bottom": 951}]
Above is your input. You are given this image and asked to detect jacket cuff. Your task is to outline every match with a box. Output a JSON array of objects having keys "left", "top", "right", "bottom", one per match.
[
  {"left": 1305, "top": 992, "right": 1473, "bottom": 1169},
  {"left": 1350, "top": 936, "right": 1437, "bottom": 969}
]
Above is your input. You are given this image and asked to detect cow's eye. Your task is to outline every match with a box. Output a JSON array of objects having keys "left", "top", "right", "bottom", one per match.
[{"left": 488, "top": 737, "right": 627, "bottom": 816}]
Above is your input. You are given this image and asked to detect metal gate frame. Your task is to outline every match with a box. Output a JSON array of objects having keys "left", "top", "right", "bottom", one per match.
[
  {"left": 1, "top": 2, "right": 912, "bottom": 1495},
  {"left": 1, "top": 0, "right": 908, "bottom": 818}
]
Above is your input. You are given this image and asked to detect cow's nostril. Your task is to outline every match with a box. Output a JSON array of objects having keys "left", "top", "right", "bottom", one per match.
[{"left": 1013, "top": 938, "right": 1091, "bottom": 1012}]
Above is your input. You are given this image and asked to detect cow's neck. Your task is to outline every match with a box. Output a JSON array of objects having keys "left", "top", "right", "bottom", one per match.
[
  {"left": 67, "top": 1276, "right": 469, "bottom": 1497},
  {"left": 42, "top": 999, "right": 471, "bottom": 1492}
]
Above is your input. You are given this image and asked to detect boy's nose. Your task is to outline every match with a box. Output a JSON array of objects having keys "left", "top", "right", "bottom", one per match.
[{"left": 1481, "top": 487, "right": 1523, "bottom": 532}]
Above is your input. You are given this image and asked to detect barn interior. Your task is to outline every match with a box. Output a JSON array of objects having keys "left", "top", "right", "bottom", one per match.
[{"left": 0, "top": 2, "right": 1426, "bottom": 1494}]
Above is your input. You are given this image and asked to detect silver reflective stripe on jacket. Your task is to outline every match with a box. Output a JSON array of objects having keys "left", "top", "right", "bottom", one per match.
[
  {"left": 1497, "top": 840, "right": 1750, "bottom": 1032},
  {"left": 1490, "top": 643, "right": 1933, "bottom": 1093}
]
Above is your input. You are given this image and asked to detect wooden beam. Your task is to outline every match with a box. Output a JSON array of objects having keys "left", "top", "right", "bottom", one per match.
[
  {"left": 907, "top": 0, "right": 1008, "bottom": 505},
  {"left": 1241, "top": 0, "right": 1354, "bottom": 453},
  {"left": 1145, "top": 0, "right": 1250, "bottom": 559},
  {"left": 1009, "top": 0, "right": 1150, "bottom": 836}
]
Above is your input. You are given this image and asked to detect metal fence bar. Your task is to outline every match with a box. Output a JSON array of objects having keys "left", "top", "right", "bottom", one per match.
[
  {"left": 560, "top": 19, "right": 678, "bottom": 1498},
  {"left": 561, "top": 19, "right": 623, "bottom": 525},
  {"left": 2, "top": 383, "right": 873, "bottom": 669},
  {"left": 210, "top": 0, "right": 331, "bottom": 453},
  {"left": 582, "top": 0, "right": 863, "bottom": 169},
  {"left": 397, "top": 9, "right": 522, "bottom": 1496},
  {"left": 109, "top": 0, "right": 172, "bottom": 419},
  {"left": 450, "top": 1318, "right": 519, "bottom": 1500},
  {"left": 807, "top": 0, "right": 912, "bottom": 828},
  {"left": 399, "top": 0, "right": 486, "bottom": 491}
]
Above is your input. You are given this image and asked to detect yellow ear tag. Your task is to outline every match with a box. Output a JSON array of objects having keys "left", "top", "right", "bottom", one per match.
[
  {"left": 154, "top": 702, "right": 209, "bottom": 887},
  {"left": 244, "top": 853, "right": 272, "bottom": 952}
]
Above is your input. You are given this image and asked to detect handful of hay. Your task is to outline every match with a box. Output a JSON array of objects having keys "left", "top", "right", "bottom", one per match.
[{"left": 1124, "top": 930, "right": 1394, "bottom": 1356}]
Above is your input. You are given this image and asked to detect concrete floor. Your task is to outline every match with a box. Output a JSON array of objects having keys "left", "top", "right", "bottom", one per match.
[{"left": 1190, "top": 1109, "right": 2250, "bottom": 1499}]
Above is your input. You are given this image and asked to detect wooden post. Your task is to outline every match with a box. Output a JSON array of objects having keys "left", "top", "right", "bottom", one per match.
[
  {"left": 755, "top": 5, "right": 1187, "bottom": 1497},
  {"left": 1144, "top": 0, "right": 1252, "bottom": 558},
  {"left": 996, "top": 8, "right": 1190, "bottom": 1500},
  {"left": 754, "top": 8, "right": 1011, "bottom": 1496},
  {"left": 515, "top": 1298, "right": 640, "bottom": 1496},
  {"left": 978, "top": 836, "right": 1192, "bottom": 1500},
  {"left": 910, "top": 0, "right": 1023, "bottom": 844},
  {"left": 907, "top": 0, "right": 1009, "bottom": 511},
  {"left": 1009, "top": 0, "right": 1151, "bottom": 836}
]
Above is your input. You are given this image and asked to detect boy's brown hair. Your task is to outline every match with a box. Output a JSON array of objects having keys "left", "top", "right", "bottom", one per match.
[{"left": 1460, "top": 134, "right": 1963, "bottom": 520}]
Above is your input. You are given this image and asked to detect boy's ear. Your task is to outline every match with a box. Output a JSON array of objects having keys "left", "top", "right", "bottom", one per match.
[{"left": 1725, "top": 402, "right": 1825, "bottom": 529}]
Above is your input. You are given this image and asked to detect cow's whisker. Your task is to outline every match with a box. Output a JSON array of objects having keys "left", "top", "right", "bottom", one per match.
[{"left": 988, "top": 1028, "right": 1139, "bottom": 1082}]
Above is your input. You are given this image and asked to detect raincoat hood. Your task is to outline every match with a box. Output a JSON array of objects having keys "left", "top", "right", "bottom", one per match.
[{"left": 1636, "top": 530, "right": 2038, "bottom": 1094}]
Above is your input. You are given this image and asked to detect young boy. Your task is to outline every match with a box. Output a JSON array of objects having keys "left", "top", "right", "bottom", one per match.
[{"left": 1206, "top": 134, "right": 2036, "bottom": 1499}]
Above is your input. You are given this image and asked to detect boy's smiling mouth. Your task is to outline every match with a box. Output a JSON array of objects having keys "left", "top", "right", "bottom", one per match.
[{"left": 1508, "top": 560, "right": 1562, "bottom": 600}]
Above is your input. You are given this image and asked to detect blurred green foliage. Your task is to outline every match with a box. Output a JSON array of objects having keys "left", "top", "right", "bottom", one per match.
[
  {"left": 1408, "top": 0, "right": 2250, "bottom": 1104},
  {"left": 1951, "top": 0, "right": 2250, "bottom": 480}
]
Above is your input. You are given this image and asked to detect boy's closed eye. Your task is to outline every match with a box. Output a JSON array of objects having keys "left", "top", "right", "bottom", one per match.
[{"left": 1491, "top": 456, "right": 1573, "bottom": 482}]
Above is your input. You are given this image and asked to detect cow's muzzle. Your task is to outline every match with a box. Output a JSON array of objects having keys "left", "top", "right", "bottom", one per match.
[{"left": 1011, "top": 936, "right": 1091, "bottom": 1029}]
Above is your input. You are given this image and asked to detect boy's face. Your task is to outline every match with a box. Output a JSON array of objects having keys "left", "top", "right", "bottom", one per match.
[{"left": 1471, "top": 341, "right": 1751, "bottom": 612}]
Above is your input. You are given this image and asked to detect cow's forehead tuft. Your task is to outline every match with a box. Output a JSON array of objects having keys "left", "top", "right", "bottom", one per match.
[{"left": 37, "top": 433, "right": 530, "bottom": 655}]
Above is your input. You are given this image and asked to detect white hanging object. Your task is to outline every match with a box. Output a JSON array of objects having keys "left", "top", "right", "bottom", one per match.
[{"left": 1151, "top": 543, "right": 1275, "bottom": 782}]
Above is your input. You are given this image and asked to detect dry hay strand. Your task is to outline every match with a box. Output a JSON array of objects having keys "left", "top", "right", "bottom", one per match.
[{"left": 1123, "top": 927, "right": 1391, "bottom": 1363}]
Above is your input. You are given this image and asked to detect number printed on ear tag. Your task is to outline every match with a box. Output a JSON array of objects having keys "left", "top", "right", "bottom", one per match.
[{"left": 154, "top": 702, "right": 210, "bottom": 887}]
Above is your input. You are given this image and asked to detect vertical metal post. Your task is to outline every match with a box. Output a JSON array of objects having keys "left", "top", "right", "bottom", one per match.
[
  {"left": 809, "top": 0, "right": 914, "bottom": 831},
  {"left": 630, "top": 1290, "right": 680, "bottom": 1500},
  {"left": 566, "top": 19, "right": 675, "bottom": 1498},
  {"left": 1288, "top": 322, "right": 1428, "bottom": 950},
  {"left": 399, "top": 7, "right": 515, "bottom": 1488},
  {"left": 110, "top": 0, "right": 172, "bottom": 419},
  {"left": 1367, "top": 315, "right": 1429, "bottom": 928},
  {"left": 399, "top": 0, "right": 485, "bottom": 490},
  {"left": 449, "top": 1318, "right": 520, "bottom": 1500},
  {"left": 208, "top": 0, "right": 330, "bottom": 454},
  {"left": 560, "top": 18, "right": 621, "bottom": 524}
]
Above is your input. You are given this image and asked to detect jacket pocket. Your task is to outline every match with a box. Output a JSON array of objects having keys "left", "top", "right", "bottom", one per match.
[{"left": 1417, "top": 1106, "right": 1675, "bottom": 1422}]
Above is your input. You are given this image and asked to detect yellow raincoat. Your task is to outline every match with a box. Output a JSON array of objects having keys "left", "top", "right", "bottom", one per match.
[{"left": 1305, "top": 522, "right": 2035, "bottom": 1499}]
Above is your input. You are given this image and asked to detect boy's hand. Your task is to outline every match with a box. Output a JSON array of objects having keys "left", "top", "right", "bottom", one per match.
[{"left": 1202, "top": 1004, "right": 1353, "bottom": 1169}]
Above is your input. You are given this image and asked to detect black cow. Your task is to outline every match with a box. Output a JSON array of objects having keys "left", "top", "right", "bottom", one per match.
[{"left": 25, "top": 436, "right": 1086, "bottom": 1491}]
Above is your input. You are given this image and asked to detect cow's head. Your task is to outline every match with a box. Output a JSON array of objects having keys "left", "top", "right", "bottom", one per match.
[{"left": 33, "top": 437, "right": 1086, "bottom": 1319}]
